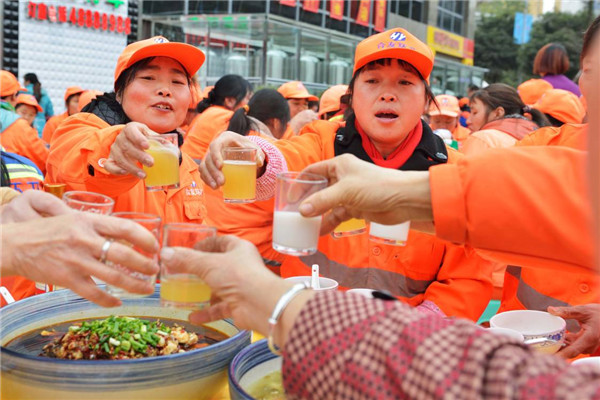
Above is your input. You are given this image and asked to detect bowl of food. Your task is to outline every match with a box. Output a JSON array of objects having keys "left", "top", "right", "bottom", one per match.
[
  {"left": 490, "top": 310, "right": 566, "bottom": 354},
  {"left": 229, "top": 339, "right": 285, "bottom": 400},
  {"left": 0, "top": 286, "right": 251, "bottom": 400}
]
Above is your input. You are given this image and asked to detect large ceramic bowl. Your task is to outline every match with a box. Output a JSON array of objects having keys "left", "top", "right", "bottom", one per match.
[
  {"left": 229, "top": 339, "right": 283, "bottom": 400},
  {"left": 0, "top": 286, "right": 251, "bottom": 400}
]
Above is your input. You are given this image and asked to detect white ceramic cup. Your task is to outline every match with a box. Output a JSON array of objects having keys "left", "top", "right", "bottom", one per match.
[
  {"left": 284, "top": 276, "right": 338, "bottom": 292},
  {"left": 490, "top": 310, "right": 566, "bottom": 354},
  {"left": 486, "top": 327, "right": 525, "bottom": 342},
  {"left": 571, "top": 357, "right": 600, "bottom": 368}
]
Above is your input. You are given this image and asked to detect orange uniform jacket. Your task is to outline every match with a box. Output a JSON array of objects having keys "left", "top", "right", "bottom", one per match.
[
  {"left": 42, "top": 112, "right": 68, "bottom": 145},
  {"left": 496, "top": 124, "right": 599, "bottom": 330},
  {"left": 181, "top": 106, "right": 233, "bottom": 162},
  {"left": 1, "top": 117, "right": 48, "bottom": 175},
  {"left": 274, "top": 120, "right": 494, "bottom": 321},
  {"left": 452, "top": 124, "right": 471, "bottom": 142},
  {"left": 430, "top": 144, "right": 594, "bottom": 274},
  {"left": 461, "top": 117, "right": 538, "bottom": 156},
  {"left": 46, "top": 113, "right": 206, "bottom": 224}
]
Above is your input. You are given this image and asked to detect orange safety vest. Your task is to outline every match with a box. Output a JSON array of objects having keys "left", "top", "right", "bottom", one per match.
[
  {"left": 452, "top": 124, "right": 471, "bottom": 142},
  {"left": 1, "top": 116, "right": 48, "bottom": 175},
  {"left": 181, "top": 106, "right": 233, "bottom": 162},
  {"left": 43, "top": 112, "right": 68, "bottom": 145},
  {"left": 498, "top": 124, "right": 599, "bottom": 331},
  {"left": 47, "top": 113, "right": 206, "bottom": 224},
  {"left": 275, "top": 119, "right": 494, "bottom": 321}
]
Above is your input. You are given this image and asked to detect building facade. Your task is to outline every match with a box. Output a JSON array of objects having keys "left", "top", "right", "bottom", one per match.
[{"left": 140, "top": 0, "right": 487, "bottom": 96}]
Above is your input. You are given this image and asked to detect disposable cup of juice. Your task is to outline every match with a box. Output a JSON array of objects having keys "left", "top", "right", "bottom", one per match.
[
  {"left": 160, "top": 223, "right": 217, "bottom": 309},
  {"left": 106, "top": 212, "right": 161, "bottom": 299},
  {"left": 222, "top": 147, "right": 257, "bottom": 203},
  {"left": 272, "top": 172, "right": 328, "bottom": 256},
  {"left": 332, "top": 218, "right": 367, "bottom": 238},
  {"left": 369, "top": 221, "right": 411, "bottom": 246},
  {"left": 43, "top": 183, "right": 66, "bottom": 199},
  {"left": 143, "top": 133, "right": 180, "bottom": 191}
]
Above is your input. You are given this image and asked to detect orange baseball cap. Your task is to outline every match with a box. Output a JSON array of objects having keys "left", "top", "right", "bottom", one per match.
[
  {"left": 277, "top": 81, "right": 318, "bottom": 102},
  {"left": 15, "top": 94, "right": 43, "bottom": 112},
  {"left": 517, "top": 79, "right": 553, "bottom": 105},
  {"left": 318, "top": 84, "right": 348, "bottom": 117},
  {"left": 64, "top": 86, "right": 85, "bottom": 102},
  {"left": 532, "top": 89, "right": 586, "bottom": 124},
  {"left": 353, "top": 28, "right": 434, "bottom": 79},
  {"left": 77, "top": 90, "right": 104, "bottom": 112},
  {"left": 114, "top": 36, "right": 205, "bottom": 87},
  {"left": 429, "top": 94, "right": 460, "bottom": 118},
  {"left": 0, "top": 70, "right": 27, "bottom": 97}
]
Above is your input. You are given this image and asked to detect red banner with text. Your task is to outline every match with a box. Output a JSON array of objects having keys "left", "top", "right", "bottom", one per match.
[
  {"left": 280, "top": 0, "right": 296, "bottom": 6},
  {"left": 303, "top": 0, "right": 319, "bottom": 13},
  {"left": 330, "top": 0, "right": 344, "bottom": 20},
  {"left": 374, "top": 0, "right": 387, "bottom": 32},
  {"left": 355, "top": 0, "right": 371, "bottom": 27}
]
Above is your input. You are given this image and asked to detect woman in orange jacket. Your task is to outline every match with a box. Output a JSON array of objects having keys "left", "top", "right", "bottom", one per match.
[
  {"left": 42, "top": 86, "right": 85, "bottom": 145},
  {"left": 462, "top": 83, "right": 550, "bottom": 155},
  {"left": 200, "top": 28, "right": 494, "bottom": 321},
  {"left": 46, "top": 37, "right": 207, "bottom": 224},
  {"left": 181, "top": 75, "right": 252, "bottom": 163}
]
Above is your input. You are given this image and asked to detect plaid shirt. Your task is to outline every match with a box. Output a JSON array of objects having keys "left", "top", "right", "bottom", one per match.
[{"left": 283, "top": 291, "right": 600, "bottom": 399}]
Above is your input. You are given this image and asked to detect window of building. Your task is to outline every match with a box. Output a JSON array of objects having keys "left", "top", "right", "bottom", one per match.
[
  {"left": 390, "top": 0, "right": 425, "bottom": 22},
  {"left": 436, "top": 0, "right": 464, "bottom": 35}
]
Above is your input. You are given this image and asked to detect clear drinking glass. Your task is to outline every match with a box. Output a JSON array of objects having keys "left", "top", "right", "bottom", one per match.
[
  {"left": 369, "top": 221, "right": 411, "bottom": 246},
  {"left": 143, "top": 133, "right": 180, "bottom": 191},
  {"left": 272, "top": 172, "right": 328, "bottom": 256},
  {"left": 63, "top": 191, "right": 115, "bottom": 214},
  {"left": 106, "top": 212, "right": 161, "bottom": 298},
  {"left": 160, "top": 223, "right": 217, "bottom": 309},
  {"left": 222, "top": 147, "right": 257, "bottom": 203}
]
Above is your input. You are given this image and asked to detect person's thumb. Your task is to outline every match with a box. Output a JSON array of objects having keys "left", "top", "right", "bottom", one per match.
[
  {"left": 160, "top": 247, "right": 205, "bottom": 277},
  {"left": 548, "top": 305, "right": 582, "bottom": 319},
  {"left": 299, "top": 184, "right": 348, "bottom": 217}
]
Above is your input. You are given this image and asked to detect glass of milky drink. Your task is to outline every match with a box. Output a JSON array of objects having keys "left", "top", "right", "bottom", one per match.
[
  {"left": 272, "top": 172, "right": 328, "bottom": 256},
  {"left": 222, "top": 147, "right": 257, "bottom": 203},
  {"left": 160, "top": 223, "right": 217, "bottom": 309},
  {"left": 143, "top": 133, "right": 180, "bottom": 191}
]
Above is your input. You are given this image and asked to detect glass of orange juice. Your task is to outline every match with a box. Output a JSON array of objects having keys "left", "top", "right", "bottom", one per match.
[
  {"left": 222, "top": 147, "right": 257, "bottom": 203},
  {"left": 106, "top": 212, "right": 161, "bottom": 298},
  {"left": 160, "top": 223, "right": 217, "bottom": 309},
  {"left": 143, "top": 133, "right": 180, "bottom": 191},
  {"left": 332, "top": 218, "right": 367, "bottom": 238}
]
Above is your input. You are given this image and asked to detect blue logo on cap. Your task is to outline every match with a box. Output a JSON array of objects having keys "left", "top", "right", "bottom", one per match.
[
  {"left": 390, "top": 32, "right": 406, "bottom": 41},
  {"left": 154, "top": 37, "right": 169, "bottom": 44}
]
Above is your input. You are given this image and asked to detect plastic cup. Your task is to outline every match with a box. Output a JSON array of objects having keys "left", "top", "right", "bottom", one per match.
[
  {"left": 160, "top": 223, "right": 217, "bottom": 309},
  {"left": 332, "top": 218, "right": 367, "bottom": 238},
  {"left": 43, "top": 183, "right": 66, "bottom": 199},
  {"left": 105, "top": 212, "right": 161, "bottom": 299},
  {"left": 272, "top": 172, "right": 327, "bottom": 256},
  {"left": 369, "top": 221, "right": 411, "bottom": 246},
  {"left": 143, "top": 133, "right": 180, "bottom": 191},
  {"left": 222, "top": 147, "right": 257, "bottom": 203},
  {"left": 63, "top": 191, "right": 115, "bottom": 214}
]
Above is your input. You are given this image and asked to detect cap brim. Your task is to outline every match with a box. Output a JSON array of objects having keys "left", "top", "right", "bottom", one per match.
[
  {"left": 287, "top": 94, "right": 319, "bottom": 101},
  {"left": 354, "top": 48, "right": 433, "bottom": 79},
  {"left": 127, "top": 42, "right": 205, "bottom": 78}
]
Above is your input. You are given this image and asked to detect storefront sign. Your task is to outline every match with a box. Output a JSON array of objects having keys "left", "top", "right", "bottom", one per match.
[
  {"left": 26, "top": 1, "right": 131, "bottom": 34},
  {"left": 330, "top": 0, "right": 344, "bottom": 20},
  {"left": 373, "top": 0, "right": 387, "bottom": 32},
  {"left": 355, "top": 0, "right": 371, "bottom": 27},
  {"left": 303, "top": 0, "right": 320, "bottom": 13},
  {"left": 427, "top": 26, "right": 474, "bottom": 63}
]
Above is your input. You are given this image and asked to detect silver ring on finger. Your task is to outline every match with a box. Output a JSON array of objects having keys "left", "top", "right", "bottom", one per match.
[{"left": 99, "top": 238, "right": 114, "bottom": 264}]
